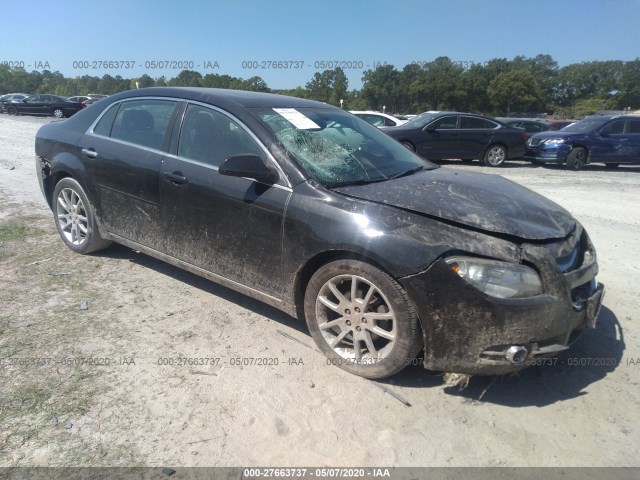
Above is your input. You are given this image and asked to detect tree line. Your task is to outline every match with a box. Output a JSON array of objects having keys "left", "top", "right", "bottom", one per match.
[{"left": 1, "top": 54, "right": 638, "bottom": 118}]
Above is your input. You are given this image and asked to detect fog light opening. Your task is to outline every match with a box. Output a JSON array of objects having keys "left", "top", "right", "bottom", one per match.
[{"left": 505, "top": 346, "right": 528, "bottom": 364}]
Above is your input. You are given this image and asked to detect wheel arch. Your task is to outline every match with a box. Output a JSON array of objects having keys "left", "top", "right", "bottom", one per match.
[
  {"left": 570, "top": 144, "right": 591, "bottom": 164},
  {"left": 484, "top": 141, "right": 508, "bottom": 157},
  {"left": 399, "top": 139, "right": 416, "bottom": 152},
  {"left": 46, "top": 152, "right": 91, "bottom": 206},
  {"left": 293, "top": 250, "right": 398, "bottom": 322}
]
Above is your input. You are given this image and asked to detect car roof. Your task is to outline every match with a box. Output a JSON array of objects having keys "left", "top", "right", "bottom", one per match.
[
  {"left": 496, "top": 117, "right": 547, "bottom": 123},
  {"left": 350, "top": 110, "right": 392, "bottom": 115},
  {"left": 109, "top": 87, "right": 331, "bottom": 110}
]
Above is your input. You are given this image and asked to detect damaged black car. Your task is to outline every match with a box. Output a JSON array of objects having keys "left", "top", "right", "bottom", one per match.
[{"left": 35, "top": 87, "right": 605, "bottom": 379}]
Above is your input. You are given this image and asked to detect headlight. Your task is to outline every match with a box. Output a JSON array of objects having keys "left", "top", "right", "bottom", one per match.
[
  {"left": 544, "top": 138, "right": 567, "bottom": 145},
  {"left": 445, "top": 256, "right": 543, "bottom": 299}
]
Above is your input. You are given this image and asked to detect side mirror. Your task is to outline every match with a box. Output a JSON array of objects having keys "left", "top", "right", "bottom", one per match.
[
  {"left": 596, "top": 131, "right": 608, "bottom": 137},
  {"left": 219, "top": 154, "right": 278, "bottom": 184},
  {"left": 423, "top": 125, "right": 436, "bottom": 132}
]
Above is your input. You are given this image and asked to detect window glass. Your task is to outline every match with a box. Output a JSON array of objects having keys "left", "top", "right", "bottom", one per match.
[
  {"left": 110, "top": 100, "right": 177, "bottom": 150},
  {"left": 93, "top": 103, "right": 120, "bottom": 136},
  {"left": 363, "top": 114, "right": 384, "bottom": 127},
  {"left": 252, "top": 107, "right": 436, "bottom": 187},
  {"left": 460, "top": 116, "right": 490, "bottom": 129},
  {"left": 430, "top": 116, "right": 458, "bottom": 129},
  {"left": 178, "top": 104, "right": 264, "bottom": 167},
  {"left": 523, "top": 122, "right": 542, "bottom": 133},
  {"left": 384, "top": 117, "right": 397, "bottom": 126},
  {"left": 601, "top": 120, "right": 625, "bottom": 135},
  {"left": 627, "top": 120, "right": 640, "bottom": 134}
]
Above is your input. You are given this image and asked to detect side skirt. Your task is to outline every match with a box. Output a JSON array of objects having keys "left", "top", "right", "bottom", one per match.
[{"left": 104, "top": 233, "right": 298, "bottom": 318}]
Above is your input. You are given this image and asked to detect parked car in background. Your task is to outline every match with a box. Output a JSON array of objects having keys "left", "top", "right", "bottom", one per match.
[
  {"left": 547, "top": 119, "right": 575, "bottom": 130},
  {"left": 525, "top": 115, "right": 640, "bottom": 169},
  {"left": 68, "top": 95, "right": 91, "bottom": 103},
  {"left": 382, "top": 111, "right": 527, "bottom": 166},
  {"left": 82, "top": 98, "right": 103, "bottom": 107},
  {"left": 0, "top": 93, "right": 29, "bottom": 113},
  {"left": 350, "top": 110, "right": 407, "bottom": 127},
  {"left": 5, "top": 94, "right": 84, "bottom": 118},
  {"left": 34, "top": 87, "right": 603, "bottom": 379},
  {"left": 496, "top": 117, "right": 554, "bottom": 139}
]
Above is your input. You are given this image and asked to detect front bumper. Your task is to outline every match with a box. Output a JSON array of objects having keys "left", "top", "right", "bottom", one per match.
[
  {"left": 524, "top": 143, "right": 571, "bottom": 164},
  {"left": 400, "top": 231, "right": 603, "bottom": 375}
]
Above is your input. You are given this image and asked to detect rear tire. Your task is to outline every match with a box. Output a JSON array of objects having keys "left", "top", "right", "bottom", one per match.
[
  {"left": 304, "top": 259, "right": 422, "bottom": 379},
  {"left": 483, "top": 144, "right": 507, "bottom": 167},
  {"left": 52, "top": 178, "right": 112, "bottom": 254},
  {"left": 53, "top": 108, "right": 65, "bottom": 118},
  {"left": 566, "top": 147, "right": 587, "bottom": 170},
  {"left": 605, "top": 163, "right": 620, "bottom": 169}
]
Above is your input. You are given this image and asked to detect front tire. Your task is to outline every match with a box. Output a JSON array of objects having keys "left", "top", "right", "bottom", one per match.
[
  {"left": 7, "top": 105, "right": 17, "bottom": 115},
  {"left": 52, "top": 178, "right": 111, "bottom": 254},
  {"left": 304, "top": 259, "right": 422, "bottom": 379},
  {"left": 566, "top": 147, "right": 587, "bottom": 170},
  {"left": 483, "top": 144, "right": 507, "bottom": 167},
  {"left": 400, "top": 141, "right": 415, "bottom": 152},
  {"left": 53, "top": 108, "right": 65, "bottom": 118}
]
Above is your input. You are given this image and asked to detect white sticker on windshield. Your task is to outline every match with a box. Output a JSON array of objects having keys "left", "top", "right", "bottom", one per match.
[{"left": 273, "top": 108, "right": 320, "bottom": 130}]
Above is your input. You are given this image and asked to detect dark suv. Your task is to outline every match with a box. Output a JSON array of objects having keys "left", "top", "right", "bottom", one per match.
[{"left": 525, "top": 115, "right": 640, "bottom": 170}]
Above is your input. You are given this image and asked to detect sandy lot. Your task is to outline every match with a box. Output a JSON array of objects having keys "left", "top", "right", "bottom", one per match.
[{"left": 0, "top": 114, "right": 639, "bottom": 468}]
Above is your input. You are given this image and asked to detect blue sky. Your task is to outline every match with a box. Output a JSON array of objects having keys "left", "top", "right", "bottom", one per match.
[{"left": 2, "top": 0, "right": 639, "bottom": 89}]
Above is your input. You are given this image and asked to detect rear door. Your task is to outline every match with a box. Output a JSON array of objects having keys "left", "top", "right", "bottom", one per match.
[
  {"left": 457, "top": 115, "right": 498, "bottom": 158},
  {"left": 79, "top": 98, "right": 179, "bottom": 249},
  {"left": 159, "top": 103, "right": 291, "bottom": 297}
]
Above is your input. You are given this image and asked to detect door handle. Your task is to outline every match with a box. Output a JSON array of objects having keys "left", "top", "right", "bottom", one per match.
[
  {"left": 164, "top": 171, "right": 189, "bottom": 185},
  {"left": 81, "top": 148, "right": 98, "bottom": 158}
]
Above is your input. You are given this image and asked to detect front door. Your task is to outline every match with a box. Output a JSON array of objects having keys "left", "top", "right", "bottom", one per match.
[{"left": 160, "top": 103, "right": 290, "bottom": 297}]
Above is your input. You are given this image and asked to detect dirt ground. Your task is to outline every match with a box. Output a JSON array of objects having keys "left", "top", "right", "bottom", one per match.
[{"left": 0, "top": 114, "right": 639, "bottom": 468}]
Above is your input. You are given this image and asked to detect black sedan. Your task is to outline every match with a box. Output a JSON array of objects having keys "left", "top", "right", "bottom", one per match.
[
  {"left": 495, "top": 117, "right": 555, "bottom": 139},
  {"left": 382, "top": 111, "right": 527, "bottom": 166},
  {"left": 35, "top": 88, "right": 603, "bottom": 379},
  {"left": 5, "top": 94, "right": 84, "bottom": 118}
]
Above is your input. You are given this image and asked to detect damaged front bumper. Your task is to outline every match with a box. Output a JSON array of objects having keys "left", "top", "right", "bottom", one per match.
[{"left": 400, "top": 229, "right": 604, "bottom": 375}]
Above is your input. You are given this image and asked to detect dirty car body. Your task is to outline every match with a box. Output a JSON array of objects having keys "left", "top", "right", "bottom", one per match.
[{"left": 35, "top": 87, "right": 604, "bottom": 378}]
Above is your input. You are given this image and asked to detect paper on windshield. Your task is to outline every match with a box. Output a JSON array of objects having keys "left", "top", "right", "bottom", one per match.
[{"left": 273, "top": 108, "right": 320, "bottom": 129}]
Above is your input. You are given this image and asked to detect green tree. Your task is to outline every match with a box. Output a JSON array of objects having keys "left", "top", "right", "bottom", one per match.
[
  {"left": 410, "top": 57, "right": 465, "bottom": 111},
  {"left": 304, "top": 68, "right": 347, "bottom": 106},
  {"left": 360, "top": 64, "right": 401, "bottom": 112},
  {"left": 488, "top": 69, "right": 541, "bottom": 115},
  {"left": 168, "top": 70, "right": 203, "bottom": 87}
]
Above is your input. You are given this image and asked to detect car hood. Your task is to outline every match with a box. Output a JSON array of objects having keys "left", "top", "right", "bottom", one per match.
[
  {"left": 333, "top": 168, "right": 575, "bottom": 241},
  {"left": 530, "top": 131, "right": 572, "bottom": 140},
  {"left": 380, "top": 125, "right": 415, "bottom": 132}
]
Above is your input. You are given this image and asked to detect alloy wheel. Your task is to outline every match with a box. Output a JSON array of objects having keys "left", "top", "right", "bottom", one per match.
[
  {"left": 56, "top": 188, "right": 88, "bottom": 245},
  {"left": 315, "top": 274, "right": 397, "bottom": 361}
]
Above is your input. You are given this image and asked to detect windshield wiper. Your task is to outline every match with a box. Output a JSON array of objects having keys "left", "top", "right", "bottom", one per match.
[
  {"left": 390, "top": 166, "right": 424, "bottom": 179},
  {"left": 326, "top": 177, "right": 389, "bottom": 188}
]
